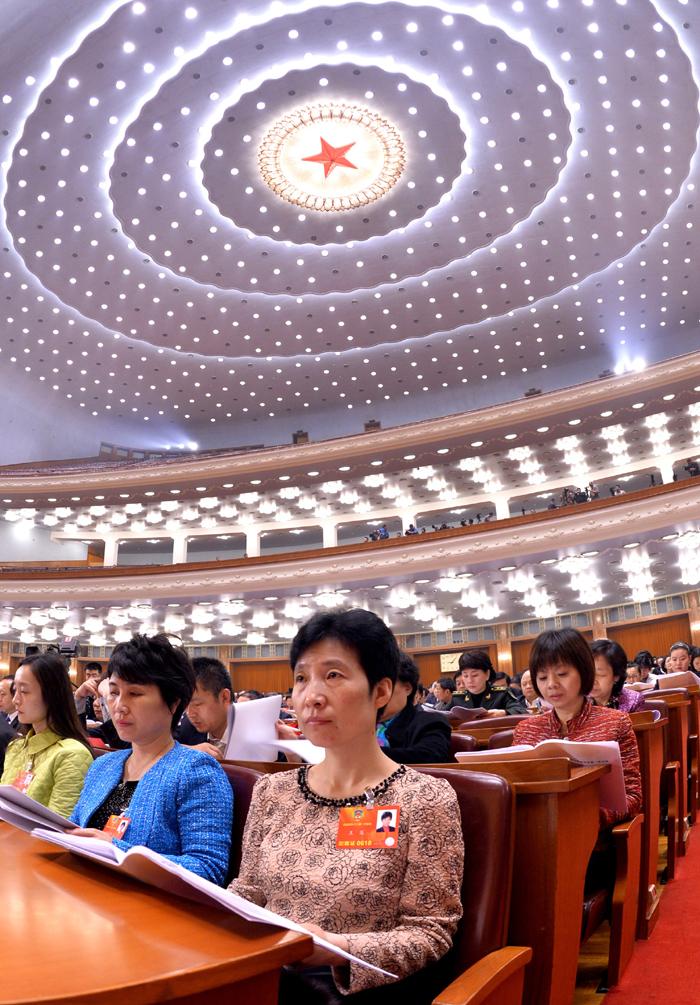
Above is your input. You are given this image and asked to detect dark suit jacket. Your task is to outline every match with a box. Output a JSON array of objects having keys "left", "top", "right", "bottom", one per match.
[
  {"left": 383, "top": 702, "right": 451, "bottom": 764},
  {"left": 0, "top": 716, "right": 17, "bottom": 775},
  {"left": 175, "top": 715, "right": 208, "bottom": 746}
]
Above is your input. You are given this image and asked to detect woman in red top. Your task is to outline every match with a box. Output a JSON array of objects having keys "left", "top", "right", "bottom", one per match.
[{"left": 513, "top": 628, "right": 642, "bottom": 832}]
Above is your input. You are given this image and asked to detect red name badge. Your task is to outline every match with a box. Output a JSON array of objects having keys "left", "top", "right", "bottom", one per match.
[
  {"left": 12, "top": 770, "right": 34, "bottom": 794},
  {"left": 103, "top": 815, "right": 130, "bottom": 839},
  {"left": 336, "top": 806, "right": 400, "bottom": 849}
]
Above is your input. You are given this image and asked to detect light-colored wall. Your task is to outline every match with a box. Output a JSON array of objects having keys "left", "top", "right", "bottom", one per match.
[{"left": 0, "top": 520, "right": 87, "bottom": 562}]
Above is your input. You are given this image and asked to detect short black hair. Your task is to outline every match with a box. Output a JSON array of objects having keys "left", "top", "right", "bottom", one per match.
[
  {"left": 192, "top": 656, "right": 232, "bottom": 699},
  {"left": 493, "top": 670, "right": 511, "bottom": 686},
  {"left": 239, "top": 689, "right": 264, "bottom": 700},
  {"left": 397, "top": 651, "right": 420, "bottom": 703},
  {"left": 380, "top": 811, "right": 393, "bottom": 821},
  {"left": 529, "top": 628, "right": 595, "bottom": 698},
  {"left": 590, "top": 639, "right": 628, "bottom": 699},
  {"left": 290, "top": 609, "right": 400, "bottom": 696},
  {"left": 457, "top": 648, "right": 496, "bottom": 683},
  {"left": 437, "top": 676, "right": 457, "bottom": 692},
  {"left": 633, "top": 650, "right": 655, "bottom": 670},
  {"left": 84, "top": 661, "right": 103, "bottom": 672},
  {"left": 107, "top": 633, "right": 195, "bottom": 731}
]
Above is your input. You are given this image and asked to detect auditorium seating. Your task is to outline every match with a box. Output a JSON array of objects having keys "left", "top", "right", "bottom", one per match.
[
  {"left": 449, "top": 733, "right": 478, "bottom": 760},
  {"left": 222, "top": 762, "right": 532, "bottom": 1004}
]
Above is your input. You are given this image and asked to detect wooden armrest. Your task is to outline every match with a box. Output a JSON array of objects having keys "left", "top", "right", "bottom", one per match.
[
  {"left": 432, "top": 946, "right": 533, "bottom": 1005},
  {"left": 611, "top": 813, "right": 644, "bottom": 842}
]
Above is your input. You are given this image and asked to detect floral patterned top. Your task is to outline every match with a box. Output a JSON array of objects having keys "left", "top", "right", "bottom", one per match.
[
  {"left": 228, "top": 766, "right": 464, "bottom": 995},
  {"left": 513, "top": 699, "right": 642, "bottom": 831}
]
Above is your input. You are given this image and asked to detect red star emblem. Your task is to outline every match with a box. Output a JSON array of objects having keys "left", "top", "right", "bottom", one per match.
[{"left": 301, "top": 137, "right": 358, "bottom": 178}]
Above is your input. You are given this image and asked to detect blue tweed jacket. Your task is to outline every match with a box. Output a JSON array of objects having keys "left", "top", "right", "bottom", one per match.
[{"left": 70, "top": 742, "right": 233, "bottom": 886}]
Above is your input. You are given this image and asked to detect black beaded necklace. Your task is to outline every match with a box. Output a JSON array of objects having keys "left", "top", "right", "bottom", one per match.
[{"left": 296, "top": 762, "right": 407, "bottom": 807}]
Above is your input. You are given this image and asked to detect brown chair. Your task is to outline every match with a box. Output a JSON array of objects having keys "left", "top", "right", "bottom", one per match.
[
  {"left": 449, "top": 733, "right": 478, "bottom": 760},
  {"left": 415, "top": 767, "right": 532, "bottom": 1004},
  {"left": 223, "top": 762, "right": 531, "bottom": 1003},
  {"left": 220, "top": 762, "right": 263, "bottom": 883},
  {"left": 488, "top": 730, "right": 515, "bottom": 750}
]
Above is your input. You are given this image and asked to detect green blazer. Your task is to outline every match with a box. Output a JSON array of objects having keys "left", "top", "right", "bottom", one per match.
[{"left": 1, "top": 727, "right": 93, "bottom": 818}]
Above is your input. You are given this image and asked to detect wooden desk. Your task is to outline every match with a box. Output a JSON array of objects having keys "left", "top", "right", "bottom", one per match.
[
  {"left": 654, "top": 692, "right": 691, "bottom": 855},
  {"left": 0, "top": 824, "right": 312, "bottom": 1004},
  {"left": 428, "top": 760, "right": 606, "bottom": 1005},
  {"left": 629, "top": 710, "right": 666, "bottom": 939}
]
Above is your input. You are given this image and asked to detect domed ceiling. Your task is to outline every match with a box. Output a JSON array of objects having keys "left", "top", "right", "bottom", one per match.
[{"left": 0, "top": 0, "right": 699, "bottom": 452}]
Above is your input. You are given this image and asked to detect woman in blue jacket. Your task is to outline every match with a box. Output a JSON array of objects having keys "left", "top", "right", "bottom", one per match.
[{"left": 71, "top": 633, "right": 232, "bottom": 886}]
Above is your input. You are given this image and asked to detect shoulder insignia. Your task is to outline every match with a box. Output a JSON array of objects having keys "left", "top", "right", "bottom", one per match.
[{"left": 491, "top": 685, "right": 507, "bottom": 691}]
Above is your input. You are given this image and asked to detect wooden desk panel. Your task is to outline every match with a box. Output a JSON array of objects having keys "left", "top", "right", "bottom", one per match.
[
  {"left": 654, "top": 693, "right": 691, "bottom": 855},
  {"left": 430, "top": 762, "right": 604, "bottom": 1005},
  {"left": 0, "top": 825, "right": 312, "bottom": 1005},
  {"left": 630, "top": 713, "right": 666, "bottom": 939}
]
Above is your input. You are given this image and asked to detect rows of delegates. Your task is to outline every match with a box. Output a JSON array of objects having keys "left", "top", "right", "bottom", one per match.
[{"left": 0, "top": 610, "right": 690, "bottom": 1001}]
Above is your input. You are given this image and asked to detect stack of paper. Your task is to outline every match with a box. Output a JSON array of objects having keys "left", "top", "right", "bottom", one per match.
[
  {"left": 0, "top": 785, "right": 73, "bottom": 833},
  {"left": 31, "top": 829, "right": 395, "bottom": 978},
  {"left": 223, "top": 694, "right": 282, "bottom": 760},
  {"left": 455, "top": 738, "right": 627, "bottom": 812}
]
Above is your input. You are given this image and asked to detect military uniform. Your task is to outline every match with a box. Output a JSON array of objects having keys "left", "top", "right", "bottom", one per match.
[{"left": 448, "top": 684, "right": 524, "bottom": 716}]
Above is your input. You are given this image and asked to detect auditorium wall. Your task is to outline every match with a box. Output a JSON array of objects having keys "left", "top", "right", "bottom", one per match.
[{"left": 226, "top": 614, "right": 692, "bottom": 692}]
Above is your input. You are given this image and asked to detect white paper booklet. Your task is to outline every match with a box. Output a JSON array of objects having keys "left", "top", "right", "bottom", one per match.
[
  {"left": 455, "top": 738, "right": 627, "bottom": 813},
  {"left": 30, "top": 829, "right": 395, "bottom": 978},
  {"left": 265, "top": 738, "right": 325, "bottom": 764},
  {"left": 223, "top": 693, "right": 282, "bottom": 761},
  {"left": 0, "top": 784, "right": 75, "bottom": 833}
]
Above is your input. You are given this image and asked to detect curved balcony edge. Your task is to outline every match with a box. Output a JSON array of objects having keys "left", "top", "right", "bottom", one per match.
[{"left": 0, "top": 478, "right": 699, "bottom": 603}]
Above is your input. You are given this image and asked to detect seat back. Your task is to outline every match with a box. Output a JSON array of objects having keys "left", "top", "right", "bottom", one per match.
[
  {"left": 415, "top": 766, "right": 515, "bottom": 978},
  {"left": 461, "top": 713, "right": 532, "bottom": 731},
  {"left": 449, "top": 733, "right": 478, "bottom": 759},
  {"left": 488, "top": 729, "right": 515, "bottom": 750},
  {"left": 220, "top": 763, "right": 264, "bottom": 882}
]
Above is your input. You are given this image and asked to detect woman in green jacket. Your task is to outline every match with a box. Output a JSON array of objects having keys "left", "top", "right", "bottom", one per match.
[{"left": 1, "top": 653, "right": 93, "bottom": 818}]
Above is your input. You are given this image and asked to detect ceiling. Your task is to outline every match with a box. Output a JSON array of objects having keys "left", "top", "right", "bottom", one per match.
[{"left": 1, "top": 0, "right": 700, "bottom": 457}]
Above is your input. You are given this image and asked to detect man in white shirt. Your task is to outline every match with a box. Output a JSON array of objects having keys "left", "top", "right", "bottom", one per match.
[{"left": 180, "top": 657, "right": 233, "bottom": 759}]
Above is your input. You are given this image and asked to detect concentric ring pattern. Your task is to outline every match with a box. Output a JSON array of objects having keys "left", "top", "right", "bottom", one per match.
[{"left": 0, "top": 0, "right": 698, "bottom": 435}]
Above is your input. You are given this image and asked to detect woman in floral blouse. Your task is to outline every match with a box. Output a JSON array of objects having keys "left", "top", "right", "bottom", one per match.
[
  {"left": 229, "top": 608, "right": 464, "bottom": 1002},
  {"left": 513, "top": 627, "right": 642, "bottom": 832}
]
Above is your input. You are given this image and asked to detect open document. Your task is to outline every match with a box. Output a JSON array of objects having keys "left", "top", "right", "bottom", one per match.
[
  {"left": 30, "top": 829, "right": 396, "bottom": 979},
  {"left": 223, "top": 693, "right": 282, "bottom": 760},
  {"left": 0, "top": 784, "right": 74, "bottom": 834},
  {"left": 455, "top": 738, "right": 627, "bottom": 813}
]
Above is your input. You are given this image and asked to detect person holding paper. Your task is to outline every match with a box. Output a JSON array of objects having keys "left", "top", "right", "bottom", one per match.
[
  {"left": 451, "top": 649, "right": 525, "bottom": 716},
  {"left": 589, "top": 640, "right": 645, "bottom": 714},
  {"left": 229, "top": 608, "right": 464, "bottom": 1001},
  {"left": 1, "top": 653, "right": 94, "bottom": 817},
  {"left": 69, "top": 634, "right": 233, "bottom": 886},
  {"left": 513, "top": 628, "right": 642, "bottom": 832}
]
